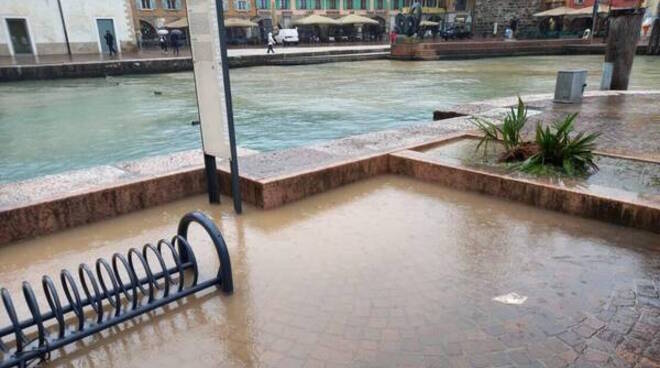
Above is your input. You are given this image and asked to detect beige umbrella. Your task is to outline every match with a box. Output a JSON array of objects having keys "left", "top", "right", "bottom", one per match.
[
  {"left": 224, "top": 18, "right": 258, "bottom": 28},
  {"left": 292, "top": 14, "right": 340, "bottom": 26},
  {"left": 165, "top": 18, "right": 188, "bottom": 28},
  {"left": 567, "top": 5, "right": 617, "bottom": 17},
  {"left": 533, "top": 6, "right": 573, "bottom": 17},
  {"left": 337, "top": 14, "right": 379, "bottom": 25},
  {"left": 419, "top": 20, "right": 439, "bottom": 27}
]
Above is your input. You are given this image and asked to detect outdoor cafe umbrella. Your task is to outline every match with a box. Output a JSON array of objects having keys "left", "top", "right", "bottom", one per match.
[
  {"left": 292, "top": 14, "right": 340, "bottom": 26},
  {"left": 567, "top": 5, "right": 617, "bottom": 17},
  {"left": 419, "top": 20, "right": 439, "bottom": 27},
  {"left": 223, "top": 18, "right": 258, "bottom": 28},
  {"left": 532, "top": 6, "right": 572, "bottom": 17},
  {"left": 337, "top": 14, "right": 379, "bottom": 25},
  {"left": 157, "top": 29, "right": 169, "bottom": 35},
  {"left": 170, "top": 29, "right": 184, "bottom": 36}
]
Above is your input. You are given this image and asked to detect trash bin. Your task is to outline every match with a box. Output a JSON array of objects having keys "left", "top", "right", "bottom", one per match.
[{"left": 554, "top": 70, "right": 588, "bottom": 103}]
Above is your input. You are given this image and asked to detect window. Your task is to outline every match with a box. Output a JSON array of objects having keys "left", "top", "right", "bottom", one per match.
[
  {"left": 346, "top": 0, "right": 353, "bottom": 9},
  {"left": 163, "top": 0, "right": 181, "bottom": 9},
  {"left": 359, "top": 0, "right": 366, "bottom": 8},
  {"left": 376, "top": 0, "right": 383, "bottom": 8},
  {"left": 235, "top": 0, "right": 249, "bottom": 9},
  {"left": 315, "top": 0, "right": 322, "bottom": 8},
  {"left": 454, "top": 0, "right": 466, "bottom": 11},
  {"left": 300, "top": 0, "right": 307, "bottom": 8},
  {"left": 278, "top": 0, "right": 290, "bottom": 8},
  {"left": 257, "top": 0, "right": 269, "bottom": 8},
  {"left": 137, "top": 0, "right": 154, "bottom": 9},
  {"left": 328, "top": 0, "right": 338, "bottom": 8}
]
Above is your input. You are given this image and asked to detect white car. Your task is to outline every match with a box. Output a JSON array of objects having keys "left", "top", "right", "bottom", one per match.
[{"left": 274, "top": 29, "right": 299, "bottom": 45}]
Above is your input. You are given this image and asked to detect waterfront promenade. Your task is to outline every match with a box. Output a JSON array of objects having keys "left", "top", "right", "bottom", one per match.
[{"left": 0, "top": 44, "right": 390, "bottom": 67}]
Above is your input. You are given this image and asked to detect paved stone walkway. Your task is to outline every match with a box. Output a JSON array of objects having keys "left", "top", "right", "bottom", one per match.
[
  {"left": 0, "top": 44, "right": 389, "bottom": 66},
  {"left": 1, "top": 176, "right": 658, "bottom": 368},
  {"left": 444, "top": 91, "right": 660, "bottom": 163}
]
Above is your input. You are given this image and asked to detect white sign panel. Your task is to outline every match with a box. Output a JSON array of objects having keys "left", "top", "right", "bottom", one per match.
[{"left": 186, "top": 0, "right": 231, "bottom": 159}]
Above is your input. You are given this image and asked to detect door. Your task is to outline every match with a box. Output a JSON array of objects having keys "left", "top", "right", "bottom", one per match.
[
  {"left": 96, "top": 19, "right": 117, "bottom": 54},
  {"left": 6, "top": 19, "right": 33, "bottom": 55}
]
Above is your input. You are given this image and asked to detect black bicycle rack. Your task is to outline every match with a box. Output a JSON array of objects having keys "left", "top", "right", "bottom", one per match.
[{"left": 0, "top": 212, "right": 233, "bottom": 368}]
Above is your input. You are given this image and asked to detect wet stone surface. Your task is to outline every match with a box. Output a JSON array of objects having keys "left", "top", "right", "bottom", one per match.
[{"left": 0, "top": 176, "right": 658, "bottom": 368}]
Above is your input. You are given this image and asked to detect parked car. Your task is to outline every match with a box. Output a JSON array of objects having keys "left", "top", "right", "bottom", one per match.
[{"left": 274, "top": 29, "right": 299, "bottom": 45}]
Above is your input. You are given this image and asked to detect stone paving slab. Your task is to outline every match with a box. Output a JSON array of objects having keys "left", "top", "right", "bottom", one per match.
[
  {"left": 2, "top": 177, "right": 658, "bottom": 367},
  {"left": 438, "top": 90, "right": 660, "bottom": 163}
]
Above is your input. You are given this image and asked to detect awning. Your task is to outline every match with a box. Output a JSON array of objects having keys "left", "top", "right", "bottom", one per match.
[
  {"left": 224, "top": 18, "right": 258, "bottom": 28},
  {"left": 337, "top": 14, "right": 379, "bottom": 25},
  {"left": 292, "top": 14, "right": 340, "bottom": 26},
  {"left": 165, "top": 18, "right": 188, "bottom": 28},
  {"left": 567, "top": 5, "right": 618, "bottom": 17},
  {"left": 419, "top": 20, "right": 439, "bottom": 27},
  {"left": 533, "top": 6, "right": 573, "bottom": 17}
]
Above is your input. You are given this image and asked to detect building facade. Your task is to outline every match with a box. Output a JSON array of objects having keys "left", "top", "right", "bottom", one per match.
[
  {"left": 472, "top": 0, "right": 544, "bottom": 36},
  {"left": 0, "top": 0, "right": 136, "bottom": 57},
  {"left": 130, "top": 0, "right": 189, "bottom": 41}
]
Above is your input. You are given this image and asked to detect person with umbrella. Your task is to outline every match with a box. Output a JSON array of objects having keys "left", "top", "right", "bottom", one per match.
[
  {"left": 267, "top": 32, "right": 275, "bottom": 54},
  {"left": 170, "top": 29, "right": 183, "bottom": 56},
  {"left": 157, "top": 29, "right": 169, "bottom": 53}
]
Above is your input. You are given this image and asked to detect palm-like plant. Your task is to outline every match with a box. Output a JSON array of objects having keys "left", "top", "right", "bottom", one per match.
[
  {"left": 521, "top": 113, "right": 600, "bottom": 176},
  {"left": 473, "top": 96, "right": 528, "bottom": 153}
]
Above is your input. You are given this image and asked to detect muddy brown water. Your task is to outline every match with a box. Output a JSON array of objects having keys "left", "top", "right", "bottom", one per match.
[{"left": 0, "top": 176, "right": 658, "bottom": 367}]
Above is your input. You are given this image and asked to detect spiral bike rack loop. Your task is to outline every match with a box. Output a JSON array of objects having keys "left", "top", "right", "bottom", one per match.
[{"left": 0, "top": 212, "right": 233, "bottom": 368}]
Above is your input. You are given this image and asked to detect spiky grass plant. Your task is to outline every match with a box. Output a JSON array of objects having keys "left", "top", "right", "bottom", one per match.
[
  {"left": 521, "top": 113, "right": 600, "bottom": 176},
  {"left": 472, "top": 97, "right": 600, "bottom": 177},
  {"left": 473, "top": 96, "right": 528, "bottom": 154}
]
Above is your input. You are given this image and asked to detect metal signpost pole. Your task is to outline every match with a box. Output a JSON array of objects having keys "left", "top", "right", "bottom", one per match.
[
  {"left": 186, "top": 0, "right": 242, "bottom": 213},
  {"left": 214, "top": 0, "right": 243, "bottom": 214}
]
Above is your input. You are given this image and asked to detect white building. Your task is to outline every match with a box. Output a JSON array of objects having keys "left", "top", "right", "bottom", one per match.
[{"left": 0, "top": 0, "right": 136, "bottom": 57}]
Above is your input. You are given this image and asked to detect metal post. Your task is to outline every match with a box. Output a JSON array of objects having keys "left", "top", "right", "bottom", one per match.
[
  {"left": 215, "top": 0, "right": 243, "bottom": 214},
  {"left": 204, "top": 153, "right": 220, "bottom": 204},
  {"left": 56, "top": 0, "right": 72, "bottom": 57},
  {"left": 590, "top": 0, "right": 599, "bottom": 42}
]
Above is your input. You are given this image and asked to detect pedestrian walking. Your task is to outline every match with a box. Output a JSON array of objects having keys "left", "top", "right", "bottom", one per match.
[
  {"left": 510, "top": 17, "right": 518, "bottom": 38},
  {"left": 160, "top": 35, "right": 168, "bottom": 53},
  {"left": 104, "top": 30, "right": 117, "bottom": 57},
  {"left": 170, "top": 32, "right": 180, "bottom": 56},
  {"left": 390, "top": 29, "right": 397, "bottom": 44},
  {"left": 267, "top": 32, "right": 275, "bottom": 54}
]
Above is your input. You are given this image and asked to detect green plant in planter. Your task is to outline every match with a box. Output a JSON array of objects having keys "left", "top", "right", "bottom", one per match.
[
  {"left": 472, "top": 97, "right": 600, "bottom": 176},
  {"left": 520, "top": 113, "right": 600, "bottom": 176},
  {"left": 473, "top": 96, "right": 527, "bottom": 153}
]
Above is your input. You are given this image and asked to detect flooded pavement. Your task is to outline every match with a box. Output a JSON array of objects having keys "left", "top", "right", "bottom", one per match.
[
  {"left": 1, "top": 55, "right": 659, "bottom": 183},
  {"left": 1, "top": 176, "right": 659, "bottom": 367}
]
